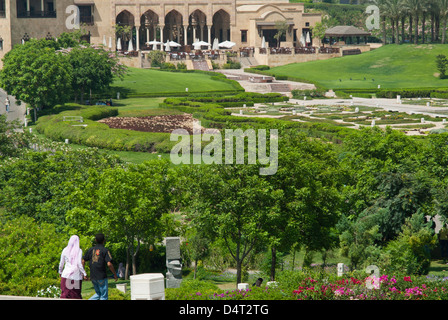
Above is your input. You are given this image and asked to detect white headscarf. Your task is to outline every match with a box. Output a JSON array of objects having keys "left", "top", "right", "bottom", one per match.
[{"left": 65, "top": 235, "right": 81, "bottom": 276}]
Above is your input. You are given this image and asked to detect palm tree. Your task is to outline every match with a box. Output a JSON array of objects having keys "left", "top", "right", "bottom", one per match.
[
  {"left": 404, "top": 0, "right": 422, "bottom": 44},
  {"left": 429, "top": 0, "right": 440, "bottom": 42},
  {"left": 387, "top": 0, "right": 405, "bottom": 44},
  {"left": 440, "top": 0, "right": 448, "bottom": 44},
  {"left": 371, "top": 0, "right": 388, "bottom": 44},
  {"left": 421, "top": 0, "right": 429, "bottom": 43}
]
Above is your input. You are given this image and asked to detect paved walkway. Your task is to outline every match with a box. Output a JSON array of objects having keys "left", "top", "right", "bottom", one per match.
[
  {"left": 290, "top": 97, "right": 448, "bottom": 118},
  {"left": 0, "top": 89, "right": 26, "bottom": 128},
  {"left": 217, "top": 68, "right": 315, "bottom": 94}
]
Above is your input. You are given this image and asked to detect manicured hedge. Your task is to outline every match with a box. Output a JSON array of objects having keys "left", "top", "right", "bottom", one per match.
[
  {"left": 334, "top": 87, "right": 448, "bottom": 98},
  {"left": 36, "top": 93, "right": 354, "bottom": 154}
]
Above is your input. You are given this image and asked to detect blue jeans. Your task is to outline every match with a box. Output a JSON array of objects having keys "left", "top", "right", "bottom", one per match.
[{"left": 89, "top": 278, "right": 108, "bottom": 300}]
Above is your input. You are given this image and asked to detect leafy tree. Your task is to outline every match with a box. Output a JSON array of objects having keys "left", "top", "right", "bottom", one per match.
[
  {"left": 382, "top": 212, "right": 437, "bottom": 275},
  {"left": 274, "top": 21, "right": 289, "bottom": 47},
  {"left": 0, "top": 149, "right": 124, "bottom": 229},
  {"left": 0, "top": 115, "right": 29, "bottom": 158},
  {"left": 0, "top": 39, "right": 72, "bottom": 122},
  {"left": 263, "top": 131, "right": 343, "bottom": 280},
  {"left": 184, "top": 163, "right": 281, "bottom": 284},
  {"left": 439, "top": 0, "right": 448, "bottom": 44},
  {"left": 67, "top": 159, "right": 179, "bottom": 279},
  {"left": 436, "top": 54, "right": 448, "bottom": 79},
  {"left": 64, "top": 45, "right": 127, "bottom": 102},
  {"left": 0, "top": 216, "right": 66, "bottom": 283}
]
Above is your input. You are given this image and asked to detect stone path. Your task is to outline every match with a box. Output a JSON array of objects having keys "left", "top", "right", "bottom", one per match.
[
  {"left": 217, "top": 68, "right": 315, "bottom": 94},
  {"left": 0, "top": 88, "right": 26, "bottom": 130}
]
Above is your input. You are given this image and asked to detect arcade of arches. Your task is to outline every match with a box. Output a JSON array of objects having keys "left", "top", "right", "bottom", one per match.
[{"left": 116, "top": 9, "right": 231, "bottom": 50}]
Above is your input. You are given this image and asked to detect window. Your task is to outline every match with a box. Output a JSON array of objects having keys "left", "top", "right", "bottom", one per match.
[
  {"left": 0, "top": 0, "right": 5, "bottom": 18},
  {"left": 305, "top": 22, "right": 310, "bottom": 27},
  {"left": 241, "top": 30, "right": 247, "bottom": 43},
  {"left": 79, "top": 5, "right": 94, "bottom": 24},
  {"left": 17, "top": 0, "right": 56, "bottom": 18}
]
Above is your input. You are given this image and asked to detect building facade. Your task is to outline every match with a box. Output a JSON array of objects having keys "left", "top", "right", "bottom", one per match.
[{"left": 0, "top": 0, "right": 321, "bottom": 65}]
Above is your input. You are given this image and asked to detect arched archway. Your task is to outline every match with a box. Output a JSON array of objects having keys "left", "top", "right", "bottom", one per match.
[
  {"left": 116, "top": 10, "right": 135, "bottom": 27},
  {"left": 141, "top": 10, "right": 160, "bottom": 47},
  {"left": 116, "top": 10, "right": 135, "bottom": 51},
  {"left": 212, "top": 10, "right": 230, "bottom": 43},
  {"left": 189, "top": 10, "right": 207, "bottom": 44},
  {"left": 164, "top": 10, "right": 183, "bottom": 44}
]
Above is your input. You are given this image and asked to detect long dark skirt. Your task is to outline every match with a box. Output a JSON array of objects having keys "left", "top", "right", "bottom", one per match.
[{"left": 60, "top": 277, "right": 83, "bottom": 299}]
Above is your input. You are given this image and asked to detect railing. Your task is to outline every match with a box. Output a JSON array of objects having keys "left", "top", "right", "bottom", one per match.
[
  {"left": 169, "top": 52, "right": 187, "bottom": 61},
  {"left": 270, "top": 47, "right": 292, "bottom": 54},
  {"left": 17, "top": 10, "right": 56, "bottom": 18},
  {"left": 80, "top": 16, "right": 94, "bottom": 25},
  {"left": 319, "top": 47, "right": 340, "bottom": 54},
  {"left": 294, "top": 47, "right": 316, "bottom": 54},
  {"left": 240, "top": 47, "right": 254, "bottom": 57}
]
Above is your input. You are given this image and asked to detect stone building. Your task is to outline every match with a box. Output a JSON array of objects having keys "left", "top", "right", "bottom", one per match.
[{"left": 0, "top": 0, "right": 321, "bottom": 66}]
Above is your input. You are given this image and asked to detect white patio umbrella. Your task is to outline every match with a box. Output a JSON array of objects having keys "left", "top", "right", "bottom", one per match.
[
  {"left": 212, "top": 38, "right": 219, "bottom": 50},
  {"left": 193, "top": 40, "right": 210, "bottom": 50},
  {"left": 306, "top": 32, "right": 311, "bottom": 45},
  {"left": 117, "top": 38, "right": 122, "bottom": 50},
  {"left": 165, "top": 40, "right": 181, "bottom": 48},
  {"left": 128, "top": 39, "right": 134, "bottom": 51},
  {"left": 165, "top": 41, "right": 171, "bottom": 52},
  {"left": 103, "top": 35, "right": 107, "bottom": 46},
  {"left": 218, "top": 40, "right": 236, "bottom": 49},
  {"left": 146, "top": 40, "right": 162, "bottom": 45},
  {"left": 300, "top": 34, "right": 305, "bottom": 46},
  {"left": 146, "top": 40, "right": 162, "bottom": 50},
  {"left": 261, "top": 36, "right": 266, "bottom": 49},
  {"left": 108, "top": 37, "right": 112, "bottom": 49}
]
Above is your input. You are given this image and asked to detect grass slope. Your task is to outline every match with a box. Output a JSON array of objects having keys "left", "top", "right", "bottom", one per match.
[
  {"left": 111, "top": 67, "right": 241, "bottom": 96},
  {"left": 268, "top": 44, "right": 448, "bottom": 90}
]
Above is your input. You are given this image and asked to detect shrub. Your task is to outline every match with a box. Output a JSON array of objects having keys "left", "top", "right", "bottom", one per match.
[
  {"left": 223, "top": 62, "right": 241, "bottom": 69},
  {"left": 250, "top": 65, "right": 270, "bottom": 71},
  {"left": 177, "top": 62, "right": 187, "bottom": 70},
  {"left": 160, "top": 62, "right": 176, "bottom": 70}
]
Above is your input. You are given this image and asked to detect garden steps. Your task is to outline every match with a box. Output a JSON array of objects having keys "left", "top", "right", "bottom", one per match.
[
  {"left": 270, "top": 83, "right": 291, "bottom": 92},
  {"left": 192, "top": 60, "right": 211, "bottom": 71}
]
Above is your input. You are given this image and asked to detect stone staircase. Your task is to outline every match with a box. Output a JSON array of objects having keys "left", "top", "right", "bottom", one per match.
[
  {"left": 270, "top": 83, "right": 291, "bottom": 93},
  {"left": 239, "top": 56, "right": 259, "bottom": 68},
  {"left": 192, "top": 60, "right": 211, "bottom": 71}
]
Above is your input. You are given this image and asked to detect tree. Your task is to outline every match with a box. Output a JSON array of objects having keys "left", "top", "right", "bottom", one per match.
[
  {"left": 263, "top": 131, "right": 343, "bottom": 280},
  {"left": 67, "top": 160, "right": 178, "bottom": 279},
  {"left": 436, "top": 54, "right": 448, "bottom": 79},
  {"left": 184, "top": 163, "right": 281, "bottom": 284},
  {"left": 0, "top": 115, "right": 29, "bottom": 158},
  {"left": 0, "top": 39, "right": 72, "bottom": 122},
  {"left": 64, "top": 45, "right": 127, "bottom": 102},
  {"left": 439, "top": 0, "right": 448, "bottom": 44},
  {"left": 274, "top": 21, "right": 289, "bottom": 47},
  {"left": 0, "top": 149, "right": 124, "bottom": 229},
  {"left": 404, "top": 0, "right": 422, "bottom": 44},
  {"left": 0, "top": 216, "right": 66, "bottom": 283},
  {"left": 386, "top": 0, "right": 405, "bottom": 44}
]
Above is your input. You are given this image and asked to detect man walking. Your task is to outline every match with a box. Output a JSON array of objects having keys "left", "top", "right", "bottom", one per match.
[
  {"left": 5, "top": 97, "right": 9, "bottom": 113},
  {"left": 83, "top": 233, "right": 118, "bottom": 300}
]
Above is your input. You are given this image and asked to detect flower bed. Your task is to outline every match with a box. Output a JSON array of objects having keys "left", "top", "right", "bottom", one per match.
[{"left": 166, "top": 273, "right": 448, "bottom": 300}]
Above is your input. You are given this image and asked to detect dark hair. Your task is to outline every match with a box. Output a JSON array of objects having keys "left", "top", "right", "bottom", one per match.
[{"left": 95, "top": 233, "right": 105, "bottom": 244}]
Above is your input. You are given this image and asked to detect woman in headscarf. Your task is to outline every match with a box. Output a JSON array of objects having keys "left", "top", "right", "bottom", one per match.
[{"left": 58, "top": 235, "right": 88, "bottom": 299}]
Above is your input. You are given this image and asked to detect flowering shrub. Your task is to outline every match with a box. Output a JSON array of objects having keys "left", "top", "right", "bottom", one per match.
[
  {"left": 166, "top": 272, "right": 448, "bottom": 300},
  {"left": 36, "top": 285, "right": 61, "bottom": 299}
]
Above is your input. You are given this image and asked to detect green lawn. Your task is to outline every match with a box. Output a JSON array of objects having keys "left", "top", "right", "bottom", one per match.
[
  {"left": 111, "top": 67, "right": 240, "bottom": 96},
  {"left": 268, "top": 44, "right": 448, "bottom": 90}
]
